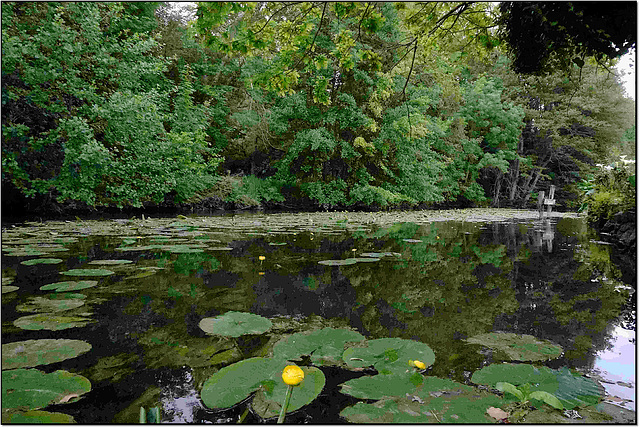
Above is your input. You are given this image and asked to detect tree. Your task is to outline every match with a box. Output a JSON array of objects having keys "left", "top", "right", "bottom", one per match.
[{"left": 499, "top": 2, "right": 637, "bottom": 74}]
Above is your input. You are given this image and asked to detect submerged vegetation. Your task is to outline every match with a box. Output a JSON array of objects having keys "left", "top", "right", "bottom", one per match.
[{"left": 1, "top": 2, "right": 635, "bottom": 216}]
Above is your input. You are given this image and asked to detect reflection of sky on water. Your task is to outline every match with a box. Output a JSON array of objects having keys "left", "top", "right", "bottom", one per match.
[{"left": 593, "top": 326, "right": 635, "bottom": 411}]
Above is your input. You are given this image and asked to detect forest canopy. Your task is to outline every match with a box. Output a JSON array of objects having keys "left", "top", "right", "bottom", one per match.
[{"left": 1, "top": 1, "right": 635, "bottom": 214}]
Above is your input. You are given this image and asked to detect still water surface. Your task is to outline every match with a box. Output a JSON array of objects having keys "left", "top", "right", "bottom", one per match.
[{"left": 1, "top": 211, "right": 635, "bottom": 422}]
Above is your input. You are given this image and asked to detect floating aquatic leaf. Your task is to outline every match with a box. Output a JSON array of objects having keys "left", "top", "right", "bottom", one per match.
[
  {"left": 61, "top": 269, "right": 114, "bottom": 277},
  {"left": 207, "top": 246, "right": 234, "bottom": 251},
  {"left": 2, "top": 410, "right": 76, "bottom": 424},
  {"left": 360, "top": 252, "right": 402, "bottom": 258},
  {"left": 20, "top": 258, "right": 64, "bottom": 266},
  {"left": 273, "top": 328, "right": 365, "bottom": 366},
  {"left": 5, "top": 250, "right": 47, "bottom": 257},
  {"left": 2, "top": 285, "right": 19, "bottom": 294},
  {"left": 88, "top": 259, "right": 133, "bottom": 265},
  {"left": 2, "top": 369, "right": 91, "bottom": 411},
  {"left": 268, "top": 242, "right": 287, "bottom": 246},
  {"left": 340, "top": 373, "right": 423, "bottom": 400},
  {"left": 318, "top": 259, "right": 358, "bottom": 266},
  {"left": 553, "top": 367, "right": 603, "bottom": 409},
  {"left": 252, "top": 366, "right": 326, "bottom": 419},
  {"left": 115, "top": 245, "right": 158, "bottom": 252},
  {"left": 2, "top": 339, "right": 92, "bottom": 370},
  {"left": 16, "top": 296, "right": 85, "bottom": 313},
  {"left": 343, "top": 338, "right": 435, "bottom": 374},
  {"left": 40, "top": 281, "right": 98, "bottom": 292},
  {"left": 14, "top": 314, "right": 93, "bottom": 331},
  {"left": 471, "top": 363, "right": 558, "bottom": 391},
  {"left": 200, "top": 357, "right": 282, "bottom": 409},
  {"left": 350, "top": 257, "right": 381, "bottom": 263},
  {"left": 340, "top": 385, "right": 505, "bottom": 423},
  {"left": 199, "top": 311, "right": 272, "bottom": 337},
  {"left": 48, "top": 292, "right": 86, "bottom": 300},
  {"left": 161, "top": 245, "right": 204, "bottom": 254},
  {"left": 465, "top": 332, "right": 563, "bottom": 361},
  {"left": 403, "top": 239, "right": 423, "bottom": 243}
]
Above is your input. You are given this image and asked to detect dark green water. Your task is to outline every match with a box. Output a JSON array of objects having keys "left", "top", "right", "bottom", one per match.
[{"left": 1, "top": 213, "right": 634, "bottom": 422}]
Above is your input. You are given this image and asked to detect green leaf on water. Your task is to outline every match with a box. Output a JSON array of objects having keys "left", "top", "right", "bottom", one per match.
[
  {"left": 471, "top": 363, "right": 558, "bottom": 391},
  {"left": 2, "top": 410, "right": 76, "bottom": 424},
  {"left": 340, "top": 373, "right": 422, "bottom": 400},
  {"left": 20, "top": 258, "right": 64, "bottom": 266},
  {"left": 2, "top": 339, "right": 92, "bottom": 370},
  {"left": 2, "top": 285, "right": 19, "bottom": 294},
  {"left": 252, "top": 366, "right": 326, "bottom": 419},
  {"left": 2, "top": 369, "right": 91, "bottom": 411},
  {"left": 272, "top": 327, "right": 365, "bottom": 366},
  {"left": 13, "top": 314, "right": 93, "bottom": 331},
  {"left": 200, "top": 357, "right": 282, "bottom": 409},
  {"left": 16, "top": 296, "right": 85, "bottom": 313},
  {"left": 199, "top": 311, "right": 272, "bottom": 337},
  {"left": 61, "top": 269, "right": 114, "bottom": 277},
  {"left": 40, "top": 281, "right": 98, "bottom": 292},
  {"left": 87, "top": 259, "right": 133, "bottom": 265},
  {"left": 465, "top": 332, "right": 563, "bottom": 361},
  {"left": 343, "top": 338, "right": 435, "bottom": 374},
  {"left": 318, "top": 259, "right": 358, "bottom": 266}
]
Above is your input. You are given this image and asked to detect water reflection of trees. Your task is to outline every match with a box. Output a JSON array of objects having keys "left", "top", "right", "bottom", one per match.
[{"left": 113, "top": 218, "right": 629, "bottom": 378}]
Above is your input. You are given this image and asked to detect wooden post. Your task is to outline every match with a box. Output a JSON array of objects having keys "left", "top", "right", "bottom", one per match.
[
  {"left": 537, "top": 191, "right": 545, "bottom": 218},
  {"left": 545, "top": 185, "right": 556, "bottom": 216}
]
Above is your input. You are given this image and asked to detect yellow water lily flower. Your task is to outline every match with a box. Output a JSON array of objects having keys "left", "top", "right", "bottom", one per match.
[
  {"left": 282, "top": 365, "right": 305, "bottom": 386},
  {"left": 409, "top": 360, "right": 426, "bottom": 370},
  {"left": 259, "top": 255, "right": 266, "bottom": 261}
]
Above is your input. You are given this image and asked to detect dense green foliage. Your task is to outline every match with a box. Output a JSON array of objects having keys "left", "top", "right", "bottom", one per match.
[{"left": 1, "top": 1, "right": 635, "bottom": 213}]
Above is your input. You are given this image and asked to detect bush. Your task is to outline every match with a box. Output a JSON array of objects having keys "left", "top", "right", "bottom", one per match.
[
  {"left": 582, "top": 165, "right": 636, "bottom": 224},
  {"left": 349, "top": 184, "right": 415, "bottom": 208}
]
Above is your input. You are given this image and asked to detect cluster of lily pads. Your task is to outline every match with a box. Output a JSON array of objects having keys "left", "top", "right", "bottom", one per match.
[{"left": 196, "top": 311, "right": 604, "bottom": 423}]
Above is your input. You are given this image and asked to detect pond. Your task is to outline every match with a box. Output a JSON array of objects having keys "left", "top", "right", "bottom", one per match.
[{"left": 1, "top": 209, "right": 635, "bottom": 423}]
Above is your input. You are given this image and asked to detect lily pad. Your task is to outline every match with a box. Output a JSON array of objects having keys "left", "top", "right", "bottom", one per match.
[
  {"left": 2, "top": 339, "right": 92, "bottom": 370},
  {"left": 207, "top": 247, "right": 234, "bottom": 251},
  {"left": 161, "top": 245, "right": 205, "bottom": 254},
  {"left": 360, "top": 252, "right": 402, "bottom": 258},
  {"left": 40, "top": 281, "right": 98, "bottom": 292},
  {"left": 16, "top": 296, "right": 85, "bottom": 313},
  {"left": 340, "top": 380, "right": 504, "bottom": 423},
  {"left": 252, "top": 366, "right": 326, "bottom": 419},
  {"left": 20, "top": 258, "right": 64, "bottom": 266},
  {"left": 61, "top": 269, "right": 114, "bottom": 277},
  {"left": 2, "top": 285, "right": 19, "bottom": 294},
  {"left": 2, "top": 369, "right": 91, "bottom": 411},
  {"left": 272, "top": 327, "right": 365, "bottom": 366},
  {"left": 340, "top": 373, "right": 425, "bottom": 400},
  {"left": 465, "top": 332, "right": 563, "bottom": 361},
  {"left": 343, "top": 338, "right": 436, "bottom": 375},
  {"left": 199, "top": 311, "right": 272, "bottom": 337},
  {"left": 13, "top": 314, "right": 93, "bottom": 331},
  {"left": 551, "top": 367, "right": 603, "bottom": 409},
  {"left": 2, "top": 410, "right": 76, "bottom": 424},
  {"left": 5, "top": 250, "right": 48, "bottom": 257},
  {"left": 200, "top": 357, "right": 282, "bottom": 409},
  {"left": 318, "top": 259, "right": 358, "bottom": 266},
  {"left": 47, "top": 292, "right": 86, "bottom": 299},
  {"left": 350, "top": 257, "right": 381, "bottom": 263},
  {"left": 88, "top": 259, "right": 133, "bottom": 265},
  {"left": 471, "top": 363, "right": 557, "bottom": 388},
  {"left": 402, "top": 239, "right": 423, "bottom": 243}
]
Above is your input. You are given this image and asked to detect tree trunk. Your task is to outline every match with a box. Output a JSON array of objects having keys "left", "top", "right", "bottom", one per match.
[
  {"left": 492, "top": 170, "right": 503, "bottom": 207},
  {"left": 509, "top": 134, "right": 524, "bottom": 202}
]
